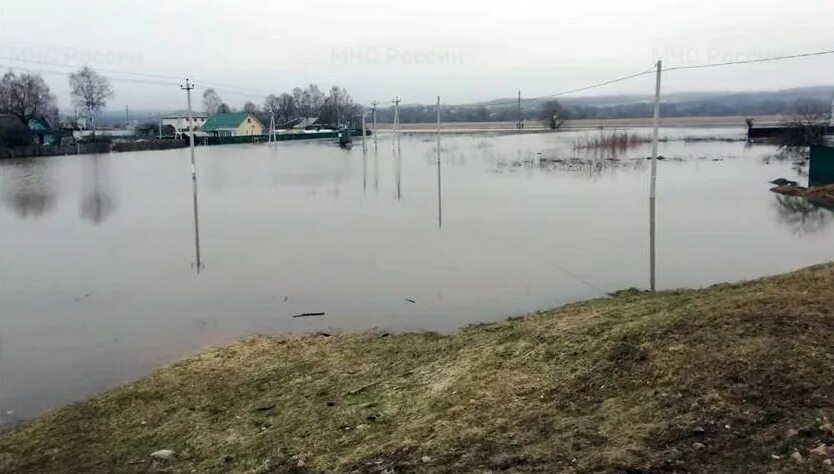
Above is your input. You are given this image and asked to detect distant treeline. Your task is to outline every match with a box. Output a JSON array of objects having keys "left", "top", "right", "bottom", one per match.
[{"left": 371, "top": 87, "right": 834, "bottom": 123}]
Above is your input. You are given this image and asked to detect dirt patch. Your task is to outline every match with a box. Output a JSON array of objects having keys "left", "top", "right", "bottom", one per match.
[{"left": 770, "top": 184, "right": 834, "bottom": 208}]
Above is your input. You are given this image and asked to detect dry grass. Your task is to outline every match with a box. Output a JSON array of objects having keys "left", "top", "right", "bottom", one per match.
[
  {"left": 573, "top": 130, "right": 651, "bottom": 153},
  {"left": 2, "top": 264, "right": 834, "bottom": 473},
  {"left": 771, "top": 184, "right": 834, "bottom": 209}
]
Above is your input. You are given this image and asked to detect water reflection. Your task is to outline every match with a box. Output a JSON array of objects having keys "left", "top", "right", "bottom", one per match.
[
  {"left": 191, "top": 174, "right": 203, "bottom": 273},
  {"left": 773, "top": 194, "right": 834, "bottom": 235},
  {"left": 374, "top": 142, "right": 379, "bottom": 192},
  {"left": 4, "top": 130, "right": 834, "bottom": 427},
  {"left": 395, "top": 135, "right": 402, "bottom": 200},
  {"left": 1, "top": 160, "right": 57, "bottom": 218},
  {"left": 437, "top": 128, "right": 443, "bottom": 228},
  {"left": 80, "top": 155, "right": 116, "bottom": 225}
]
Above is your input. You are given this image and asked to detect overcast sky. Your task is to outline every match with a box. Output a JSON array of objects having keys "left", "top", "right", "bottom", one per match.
[{"left": 1, "top": 0, "right": 833, "bottom": 113}]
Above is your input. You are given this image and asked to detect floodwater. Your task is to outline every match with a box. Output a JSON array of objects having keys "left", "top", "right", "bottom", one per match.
[{"left": 1, "top": 127, "right": 833, "bottom": 425}]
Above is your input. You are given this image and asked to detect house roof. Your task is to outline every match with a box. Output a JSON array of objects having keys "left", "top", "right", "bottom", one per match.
[
  {"left": 202, "top": 113, "right": 261, "bottom": 131},
  {"left": 28, "top": 117, "right": 51, "bottom": 132},
  {"left": 162, "top": 110, "right": 207, "bottom": 119}
]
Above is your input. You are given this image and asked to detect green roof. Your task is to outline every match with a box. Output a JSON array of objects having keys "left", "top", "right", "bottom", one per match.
[{"left": 202, "top": 113, "right": 253, "bottom": 131}]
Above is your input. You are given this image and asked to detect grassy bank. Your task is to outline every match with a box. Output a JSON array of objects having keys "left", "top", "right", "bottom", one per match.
[{"left": 2, "top": 265, "right": 834, "bottom": 473}]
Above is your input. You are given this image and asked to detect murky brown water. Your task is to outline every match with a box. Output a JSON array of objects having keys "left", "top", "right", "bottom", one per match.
[{"left": 1, "top": 127, "right": 832, "bottom": 425}]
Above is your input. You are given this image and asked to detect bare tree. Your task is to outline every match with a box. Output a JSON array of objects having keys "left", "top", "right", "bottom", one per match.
[
  {"left": 0, "top": 72, "right": 58, "bottom": 126},
  {"left": 68, "top": 67, "right": 114, "bottom": 136},
  {"left": 242, "top": 101, "right": 258, "bottom": 114},
  {"left": 321, "top": 86, "right": 355, "bottom": 125},
  {"left": 779, "top": 103, "right": 829, "bottom": 150},
  {"left": 291, "top": 87, "right": 304, "bottom": 117},
  {"left": 475, "top": 105, "right": 489, "bottom": 122},
  {"left": 264, "top": 94, "right": 280, "bottom": 122},
  {"left": 202, "top": 88, "right": 223, "bottom": 115},
  {"left": 276, "top": 93, "right": 296, "bottom": 124},
  {"left": 305, "top": 84, "right": 324, "bottom": 118},
  {"left": 539, "top": 100, "right": 569, "bottom": 130}
]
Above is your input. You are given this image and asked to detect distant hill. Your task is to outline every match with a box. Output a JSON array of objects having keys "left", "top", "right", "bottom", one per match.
[
  {"left": 89, "top": 86, "right": 834, "bottom": 126},
  {"left": 377, "top": 86, "right": 834, "bottom": 123}
]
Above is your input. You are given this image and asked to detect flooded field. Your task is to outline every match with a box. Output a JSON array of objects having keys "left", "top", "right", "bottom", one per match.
[{"left": 1, "top": 127, "right": 833, "bottom": 425}]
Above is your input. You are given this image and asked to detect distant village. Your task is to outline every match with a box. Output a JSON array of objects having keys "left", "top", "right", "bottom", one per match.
[{"left": 0, "top": 66, "right": 365, "bottom": 157}]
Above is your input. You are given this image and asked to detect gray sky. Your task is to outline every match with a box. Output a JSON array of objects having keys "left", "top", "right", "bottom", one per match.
[{"left": 1, "top": 0, "right": 833, "bottom": 112}]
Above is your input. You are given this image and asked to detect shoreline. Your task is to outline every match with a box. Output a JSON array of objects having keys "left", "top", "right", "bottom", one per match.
[
  {"left": 372, "top": 114, "right": 783, "bottom": 133},
  {"left": 2, "top": 262, "right": 833, "bottom": 472}
]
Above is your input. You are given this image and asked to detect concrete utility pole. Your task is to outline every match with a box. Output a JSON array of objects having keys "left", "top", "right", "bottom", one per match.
[
  {"left": 649, "top": 60, "right": 662, "bottom": 292},
  {"left": 370, "top": 100, "right": 379, "bottom": 144},
  {"left": 392, "top": 96, "right": 402, "bottom": 137},
  {"left": 181, "top": 78, "right": 197, "bottom": 180},
  {"left": 517, "top": 90, "right": 522, "bottom": 130},
  {"left": 436, "top": 95, "right": 442, "bottom": 228}
]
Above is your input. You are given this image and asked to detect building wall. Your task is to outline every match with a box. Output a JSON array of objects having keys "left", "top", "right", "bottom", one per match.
[
  {"left": 162, "top": 116, "right": 207, "bottom": 131},
  {"left": 236, "top": 116, "right": 264, "bottom": 136}
]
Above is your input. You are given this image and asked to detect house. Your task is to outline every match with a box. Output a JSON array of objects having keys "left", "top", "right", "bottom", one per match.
[
  {"left": 161, "top": 110, "right": 208, "bottom": 132},
  {"left": 202, "top": 112, "right": 264, "bottom": 137},
  {"left": 280, "top": 117, "right": 320, "bottom": 129},
  {"left": 28, "top": 117, "right": 56, "bottom": 145}
]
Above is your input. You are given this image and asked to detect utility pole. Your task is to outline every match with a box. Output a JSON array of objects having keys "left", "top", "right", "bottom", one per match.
[
  {"left": 392, "top": 96, "right": 402, "bottom": 140},
  {"left": 517, "top": 90, "right": 522, "bottom": 130},
  {"left": 649, "top": 60, "right": 662, "bottom": 292},
  {"left": 370, "top": 100, "right": 379, "bottom": 144},
  {"left": 181, "top": 78, "right": 197, "bottom": 180},
  {"left": 436, "top": 95, "right": 442, "bottom": 228},
  {"left": 125, "top": 105, "right": 129, "bottom": 128},
  {"left": 269, "top": 111, "right": 275, "bottom": 143}
]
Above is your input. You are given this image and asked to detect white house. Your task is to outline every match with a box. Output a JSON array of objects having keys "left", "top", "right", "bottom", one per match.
[{"left": 161, "top": 110, "right": 208, "bottom": 132}]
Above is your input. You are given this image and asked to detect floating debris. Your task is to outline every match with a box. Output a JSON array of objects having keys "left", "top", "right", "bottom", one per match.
[{"left": 292, "top": 312, "right": 325, "bottom": 318}]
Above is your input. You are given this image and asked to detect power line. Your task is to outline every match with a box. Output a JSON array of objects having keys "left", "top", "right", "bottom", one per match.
[
  {"left": 459, "top": 48, "right": 834, "bottom": 109},
  {"left": 458, "top": 67, "right": 656, "bottom": 109},
  {"left": 664, "top": 48, "right": 834, "bottom": 72},
  {"left": 0, "top": 63, "right": 179, "bottom": 87},
  {"left": 0, "top": 56, "right": 183, "bottom": 81},
  {"left": 0, "top": 56, "right": 271, "bottom": 98}
]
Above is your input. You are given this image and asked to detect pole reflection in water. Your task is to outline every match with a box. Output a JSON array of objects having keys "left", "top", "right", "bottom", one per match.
[
  {"left": 395, "top": 134, "right": 402, "bottom": 200},
  {"left": 80, "top": 155, "right": 115, "bottom": 225},
  {"left": 191, "top": 175, "right": 203, "bottom": 273},
  {"left": 374, "top": 141, "right": 379, "bottom": 192},
  {"left": 362, "top": 146, "right": 367, "bottom": 193}
]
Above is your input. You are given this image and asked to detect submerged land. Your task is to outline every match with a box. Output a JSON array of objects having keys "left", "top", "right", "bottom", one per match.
[
  {"left": 373, "top": 115, "right": 785, "bottom": 132},
  {"left": 1, "top": 263, "right": 834, "bottom": 473}
]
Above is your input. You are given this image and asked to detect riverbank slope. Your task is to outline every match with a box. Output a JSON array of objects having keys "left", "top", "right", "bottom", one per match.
[{"left": 2, "top": 263, "right": 834, "bottom": 473}]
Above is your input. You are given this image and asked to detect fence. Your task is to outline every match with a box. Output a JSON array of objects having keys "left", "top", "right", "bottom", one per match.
[{"left": 0, "top": 139, "right": 190, "bottom": 159}]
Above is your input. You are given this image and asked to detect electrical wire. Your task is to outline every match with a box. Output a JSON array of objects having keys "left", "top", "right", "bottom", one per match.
[
  {"left": 664, "top": 48, "right": 834, "bottom": 72},
  {"left": 3, "top": 47, "right": 834, "bottom": 109},
  {"left": 0, "top": 56, "right": 271, "bottom": 98}
]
